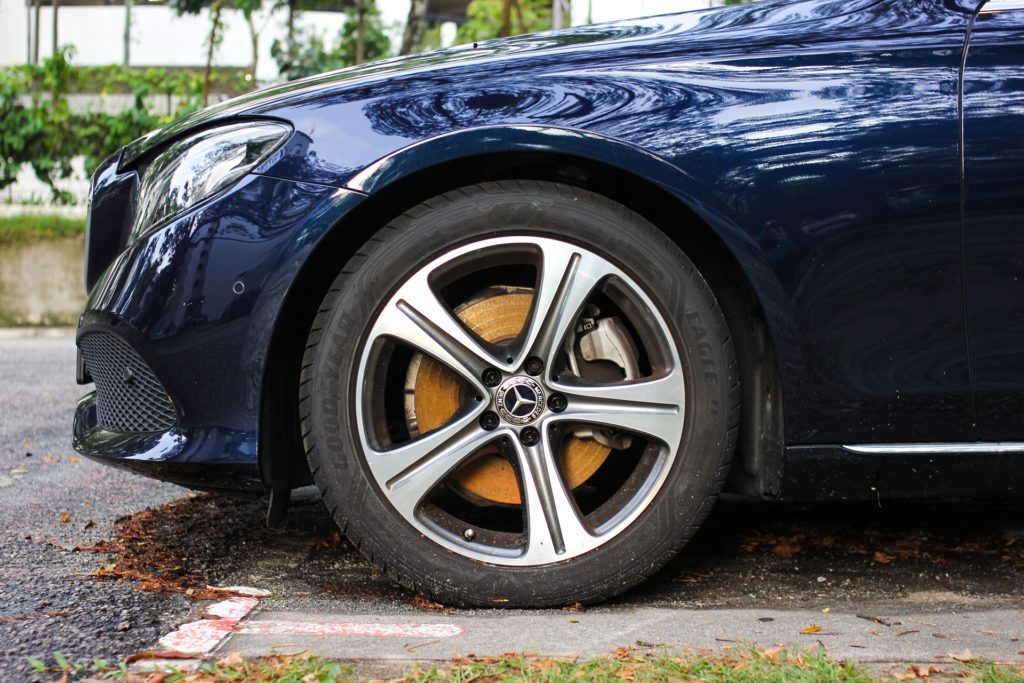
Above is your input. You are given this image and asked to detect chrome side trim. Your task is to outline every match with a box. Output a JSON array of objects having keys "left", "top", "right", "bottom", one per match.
[
  {"left": 980, "top": 0, "right": 1024, "bottom": 13},
  {"left": 842, "top": 442, "right": 1024, "bottom": 454}
]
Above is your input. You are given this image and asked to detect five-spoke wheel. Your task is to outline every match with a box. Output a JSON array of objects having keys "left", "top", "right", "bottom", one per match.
[{"left": 301, "top": 181, "right": 738, "bottom": 606}]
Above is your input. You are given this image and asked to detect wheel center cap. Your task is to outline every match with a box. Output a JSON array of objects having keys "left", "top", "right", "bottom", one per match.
[{"left": 495, "top": 376, "right": 545, "bottom": 425}]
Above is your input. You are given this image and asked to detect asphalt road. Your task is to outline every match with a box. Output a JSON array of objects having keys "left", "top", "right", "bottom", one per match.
[
  {"left": 0, "top": 332, "right": 190, "bottom": 681},
  {"left": 1, "top": 333, "right": 1022, "bottom": 680}
]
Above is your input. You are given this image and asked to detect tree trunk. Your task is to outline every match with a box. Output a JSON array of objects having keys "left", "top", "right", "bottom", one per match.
[
  {"left": 286, "top": 0, "right": 296, "bottom": 42},
  {"left": 512, "top": 0, "right": 525, "bottom": 33},
  {"left": 25, "top": 2, "right": 32, "bottom": 63},
  {"left": 246, "top": 12, "right": 259, "bottom": 81},
  {"left": 33, "top": 0, "right": 40, "bottom": 63},
  {"left": 203, "top": 0, "right": 223, "bottom": 107},
  {"left": 123, "top": 0, "right": 132, "bottom": 66},
  {"left": 399, "top": 0, "right": 426, "bottom": 56},
  {"left": 499, "top": 0, "right": 512, "bottom": 37},
  {"left": 51, "top": 0, "right": 59, "bottom": 55},
  {"left": 355, "top": 0, "right": 366, "bottom": 65}
]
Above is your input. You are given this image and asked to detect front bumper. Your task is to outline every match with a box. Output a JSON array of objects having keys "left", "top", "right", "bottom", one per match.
[
  {"left": 73, "top": 391, "right": 263, "bottom": 491},
  {"left": 73, "top": 167, "right": 366, "bottom": 492}
]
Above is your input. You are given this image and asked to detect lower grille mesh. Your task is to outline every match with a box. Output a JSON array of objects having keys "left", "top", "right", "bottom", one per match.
[{"left": 78, "top": 332, "right": 176, "bottom": 432}]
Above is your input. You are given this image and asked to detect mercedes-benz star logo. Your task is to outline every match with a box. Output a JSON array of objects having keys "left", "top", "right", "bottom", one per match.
[
  {"left": 494, "top": 376, "right": 545, "bottom": 425},
  {"left": 505, "top": 385, "right": 538, "bottom": 417}
]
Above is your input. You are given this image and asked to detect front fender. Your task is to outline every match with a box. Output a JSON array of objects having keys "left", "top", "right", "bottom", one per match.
[{"left": 263, "top": 124, "right": 801, "bottom": 397}]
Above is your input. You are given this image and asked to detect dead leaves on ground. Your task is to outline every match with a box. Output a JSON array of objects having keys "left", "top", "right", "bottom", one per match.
[
  {"left": 77, "top": 494, "right": 270, "bottom": 599},
  {"left": 890, "top": 664, "right": 944, "bottom": 680},
  {"left": 412, "top": 594, "right": 451, "bottom": 612}
]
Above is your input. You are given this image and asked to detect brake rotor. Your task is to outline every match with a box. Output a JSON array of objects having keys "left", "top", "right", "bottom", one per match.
[{"left": 405, "top": 288, "right": 611, "bottom": 506}]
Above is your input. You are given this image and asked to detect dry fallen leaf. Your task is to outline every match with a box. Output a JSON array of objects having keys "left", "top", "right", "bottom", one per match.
[
  {"left": 773, "top": 542, "right": 802, "bottom": 557},
  {"left": 59, "top": 512, "right": 71, "bottom": 523},
  {"left": 858, "top": 613, "right": 893, "bottom": 626},
  {"left": 613, "top": 647, "right": 636, "bottom": 660},
  {"left": 874, "top": 551, "right": 897, "bottom": 564},
  {"left": 413, "top": 595, "right": 447, "bottom": 611},
  {"left": 217, "top": 652, "right": 244, "bottom": 668},
  {"left": 948, "top": 648, "right": 975, "bottom": 662},
  {"left": 123, "top": 651, "right": 198, "bottom": 663},
  {"left": 800, "top": 625, "right": 822, "bottom": 634}
]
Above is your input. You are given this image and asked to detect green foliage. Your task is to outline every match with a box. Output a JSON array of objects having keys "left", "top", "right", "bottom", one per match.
[
  {"left": 456, "top": 0, "right": 552, "bottom": 44},
  {"left": 0, "top": 47, "right": 249, "bottom": 204},
  {"left": 271, "top": 1, "right": 392, "bottom": 81}
]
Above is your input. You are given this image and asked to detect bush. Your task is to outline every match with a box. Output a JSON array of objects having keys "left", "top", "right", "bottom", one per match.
[{"left": 0, "top": 48, "right": 252, "bottom": 204}]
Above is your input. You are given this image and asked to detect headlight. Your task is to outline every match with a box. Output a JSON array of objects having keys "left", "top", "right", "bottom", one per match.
[{"left": 131, "top": 121, "right": 292, "bottom": 241}]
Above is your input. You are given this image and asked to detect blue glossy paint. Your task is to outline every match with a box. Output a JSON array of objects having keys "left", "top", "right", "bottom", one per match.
[
  {"left": 75, "top": 0, "right": 1022, "bottom": 493},
  {"left": 962, "top": 3, "right": 1024, "bottom": 440},
  {"left": 75, "top": 172, "right": 364, "bottom": 483}
]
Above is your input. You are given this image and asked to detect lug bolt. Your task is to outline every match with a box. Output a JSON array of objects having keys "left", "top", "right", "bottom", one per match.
[
  {"left": 482, "top": 368, "right": 502, "bottom": 387},
  {"left": 520, "top": 426, "right": 540, "bottom": 446},
  {"left": 524, "top": 356, "right": 544, "bottom": 376},
  {"left": 463, "top": 528, "right": 476, "bottom": 541},
  {"left": 548, "top": 394, "right": 567, "bottom": 412},
  {"left": 480, "top": 411, "right": 500, "bottom": 431}
]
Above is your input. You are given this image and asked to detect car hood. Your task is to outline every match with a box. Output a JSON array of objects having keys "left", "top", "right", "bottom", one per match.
[{"left": 122, "top": 0, "right": 884, "bottom": 166}]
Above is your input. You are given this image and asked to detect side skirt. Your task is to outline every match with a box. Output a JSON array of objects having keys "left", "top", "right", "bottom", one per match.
[{"left": 779, "top": 444, "right": 1024, "bottom": 501}]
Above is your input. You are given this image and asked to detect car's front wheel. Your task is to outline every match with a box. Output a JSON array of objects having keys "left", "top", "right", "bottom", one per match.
[{"left": 300, "top": 181, "right": 738, "bottom": 607}]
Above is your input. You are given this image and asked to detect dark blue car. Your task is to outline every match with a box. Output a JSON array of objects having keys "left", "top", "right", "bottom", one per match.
[{"left": 73, "top": 0, "right": 1024, "bottom": 606}]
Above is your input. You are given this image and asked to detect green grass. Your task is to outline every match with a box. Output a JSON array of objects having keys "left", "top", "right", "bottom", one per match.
[
  {"left": 0, "top": 214, "right": 85, "bottom": 242},
  {"left": 406, "top": 648, "right": 874, "bottom": 682},
  {"left": 24, "top": 647, "right": 1024, "bottom": 682}
]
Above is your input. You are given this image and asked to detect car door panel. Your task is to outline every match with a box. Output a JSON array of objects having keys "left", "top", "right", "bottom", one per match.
[{"left": 963, "top": 0, "right": 1024, "bottom": 439}]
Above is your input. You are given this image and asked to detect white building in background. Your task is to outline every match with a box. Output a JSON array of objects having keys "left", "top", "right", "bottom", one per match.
[{"left": 0, "top": 0, "right": 709, "bottom": 83}]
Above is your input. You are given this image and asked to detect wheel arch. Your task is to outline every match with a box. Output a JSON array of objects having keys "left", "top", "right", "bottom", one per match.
[{"left": 259, "top": 129, "right": 788, "bottom": 499}]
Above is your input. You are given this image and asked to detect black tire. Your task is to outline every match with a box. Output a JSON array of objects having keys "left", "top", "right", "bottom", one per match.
[{"left": 299, "top": 180, "right": 739, "bottom": 607}]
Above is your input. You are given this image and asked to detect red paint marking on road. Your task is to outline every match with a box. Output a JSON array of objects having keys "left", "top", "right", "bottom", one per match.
[
  {"left": 208, "top": 596, "right": 259, "bottom": 620},
  {"left": 157, "top": 597, "right": 259, "bottom": 655},
  {"left": 158, "top": 618, "right": 236, "bottom": 655},
  {"left": 237, "top": 621, "right": 465, "bottom": 638}
]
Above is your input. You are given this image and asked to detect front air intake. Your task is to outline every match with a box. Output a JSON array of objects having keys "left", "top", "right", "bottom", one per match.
[{"left": 78, "top": 332, "right": 177, "bottom": 432}]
